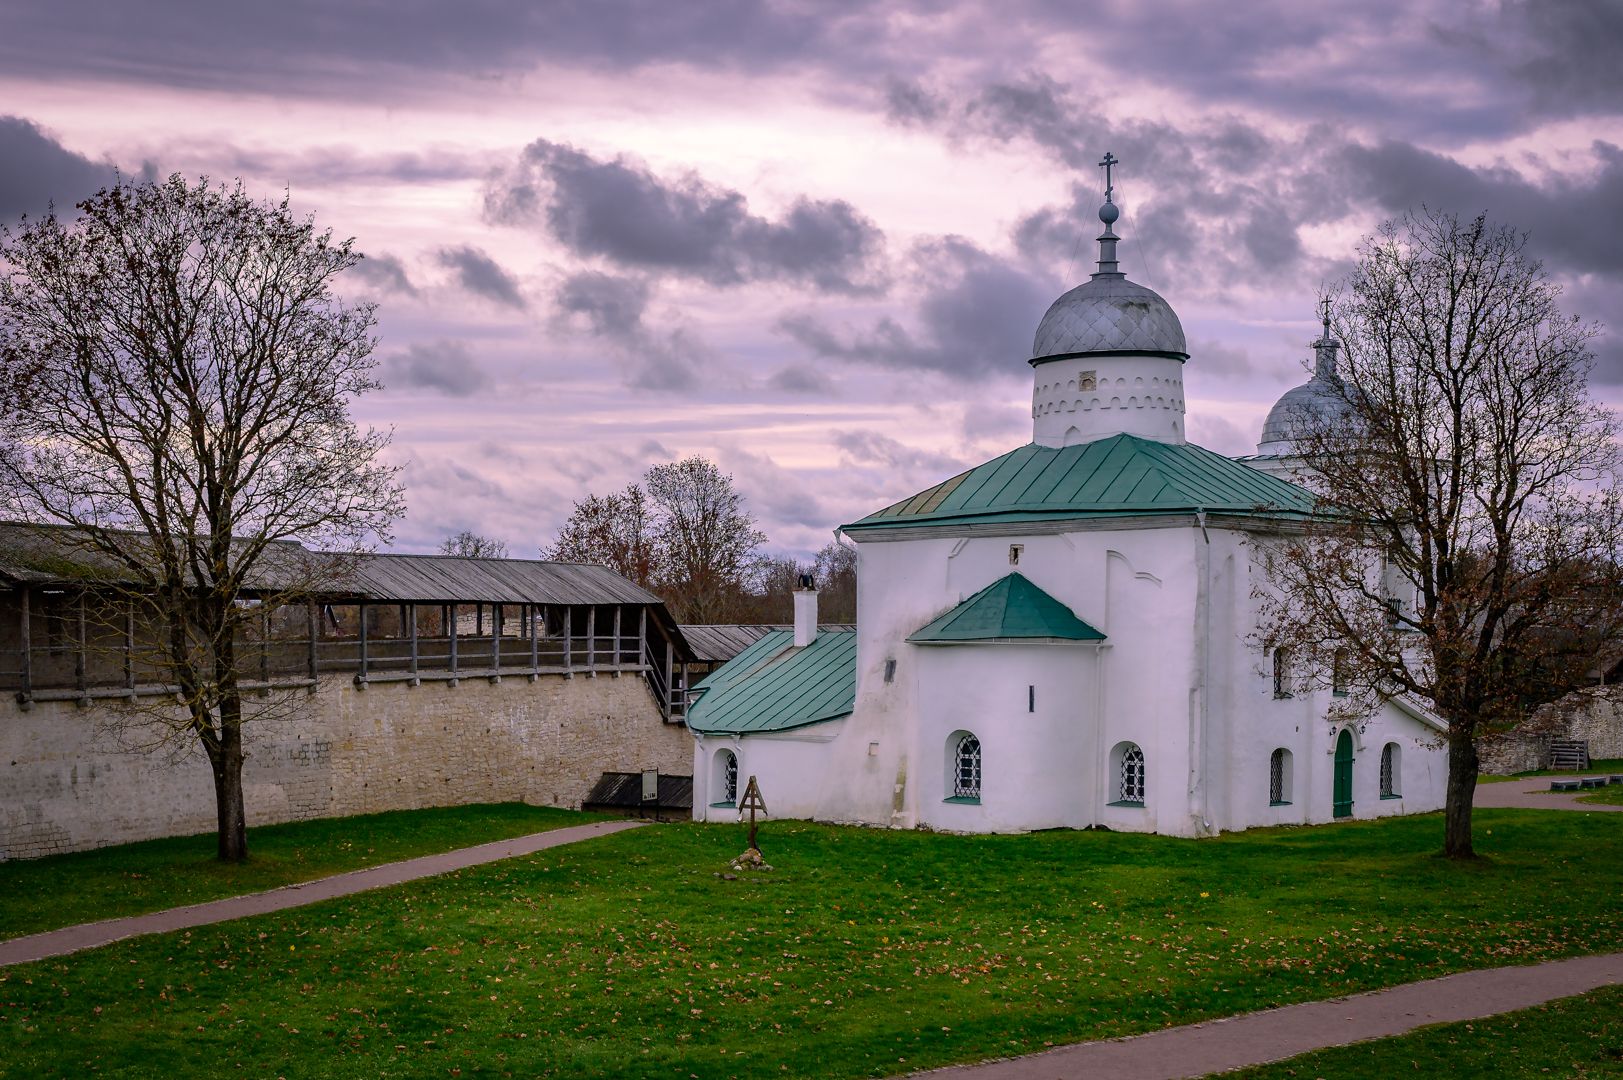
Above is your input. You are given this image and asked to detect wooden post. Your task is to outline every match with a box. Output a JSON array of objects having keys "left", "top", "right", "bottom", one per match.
[
  {"left": 638, "top": 607, "right": 647, "bottom": 668},
  {"left": 307, "top": 600, "right": 318, "bottom": 686},
  {"left": 562, "top": 605, "right": 572, "bottom": 675},
  {"left": 529, "top": 603, "right": 539, "bottom": 672},
  {"left": 259, "top": 602, "right": 271, "bottom": 688},
  {"left": 679, "top": 661, "right": 689, "bottom": 717},
  {"left": 586, "top": 606, "right": 596, "bottom": 676},
  {"left": 476, "top": 601, "right": 483, "bottom": 637},
  {"left": 408, "top": 603, "right": 419, "bottom": 682},
  {"left": 74, "top": 590, "right": 87, "bottom": 694},
  {"left": 448, "top": 603, "right": 459, "bottom": 677},
  {"left": 612, "top": 606, "right": 622, "bottom": 675},
  {"left": 357, "top": 601, "right": 368, "bottom": 683},
  {"left": 18, "top": 587, "right": 32, "bottom": 704},
  {"left": 123, "top": 599, "right": 135, "bottom": 692},
  {"left": 491, "top": 602, "right": 501, "bottom": 677},
  {"left": 664, "top": 638, "right": 674, "bottom": 719}
]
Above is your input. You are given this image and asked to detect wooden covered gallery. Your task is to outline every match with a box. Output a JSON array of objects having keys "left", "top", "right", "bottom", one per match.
[{"left": 0, "top": 522, "right": 696, "bottom": 723}]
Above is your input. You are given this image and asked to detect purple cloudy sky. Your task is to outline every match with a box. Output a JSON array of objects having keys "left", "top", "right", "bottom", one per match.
[{"left": 3, "top": 0, "right": 1620, "bottom": 559}]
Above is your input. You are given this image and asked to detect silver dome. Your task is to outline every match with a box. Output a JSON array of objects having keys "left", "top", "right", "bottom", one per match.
[
  {"left": 1257, "top": 375, "right": 1353, "bottom": 453},
  {"left": 1031, "top": 275, "right": 1188, "bottom": 360}
]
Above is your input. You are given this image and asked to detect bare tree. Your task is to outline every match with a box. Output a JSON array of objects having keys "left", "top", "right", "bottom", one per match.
[
  {"left": 440, "top": 530, "right": 508, "bottom": 559},
  {"left": 645, "top": 457, "right": 766, "bottom": 623},
  {"left": 0, "top": 175, "right": 405, "bottom": 861},
  {"left": 543, "top": 484, "right": 659, "bottom": 589},
  {"left": 726, "top": 554, "right": 804, "bottom": 623},
  {"left": 813, "top": 541, "right": 857, "bottom": 623},
  {"left": 1255, "top": 209, "right": 1623, "bottom": 859},
  {"left": 543, "top": 458, "right": 766, "bottom": 621}
]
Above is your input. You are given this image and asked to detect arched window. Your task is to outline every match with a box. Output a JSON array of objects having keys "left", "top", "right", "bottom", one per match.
[
  {"left": 1113, "top": 742, "right": 1146, "bottom": 806},
  {"left": 1269, "top": 748, "right": 1293, "bottom": 805},
  {"left": 713, "top": 749, "right": 738, "bottom": 806},
  {"left": 952, "top": 733, "right": 981, "bottom": 800},
  {"left": 1380, "top": 742, "right": 1401, "bottom": 798},
  {"left": 1272, "top": 647, "right": 1292, "bottom": 699}
]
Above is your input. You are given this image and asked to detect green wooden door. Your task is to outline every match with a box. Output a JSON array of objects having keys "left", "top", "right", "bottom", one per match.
[{"left": 1333, "top": 729, "right": 1355, "bottom": 819}]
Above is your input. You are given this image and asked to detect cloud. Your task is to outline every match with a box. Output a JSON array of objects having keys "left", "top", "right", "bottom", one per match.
[
  {"left": 0, "top": 116, "right": 117, "bottom": 222},
  {"left": 550, "top": 270, "right": 703, "bottom": 391},
  {"left": 1187, "top": 339, "right": 1262, "bottom": 379},
  {"left": 435, "top": 245, "right": 526, "bottom": 309},
  {"left": 1439, "top": 0, "right": 1623, "bottom": 121},
  {"left": 961, "top": 401, "right": 1029, "bottom": 443},
  {"left": 0, "top": 2, "right": 892, "bottom": 96},
  {"left": 1185, "top": 412, "right": 1255, "bottom": 456},
  {"left": 554, "top": 270, "right": 651, "bottom": 336},
  {"left": 349, "top": 252, "right": 416, "bottom": 295},
  {"left": 220, "top": 145, "right": 487, "bottom": 186},
  {"left": 833, "top": 430, "right": 964, "bottom": 475},
  {"left": 721, "top": 446, "right": 832, "bottom": 531},
  {"left": 384, "top": 340, "right": 494, "bottom": 397},
  {"left": 883, "top": 78, "right": 944, "bottom": 125},
  {"left": 1339, "top": 140, "right": 1623, "bottom": 278},
  {"left": 777, "top": 236, "right": 1053, "bottom": 379},
  {"left": 766, "top": 364, "right": 835, "bottom": 394},
  {"left": 487, "top": 139, "right": 887, "bottom": 294}
]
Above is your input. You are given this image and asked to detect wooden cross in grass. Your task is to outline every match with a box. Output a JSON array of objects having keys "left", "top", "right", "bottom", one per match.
[{"left": 738, "top": 775, "right": 767, "bottom": 851}]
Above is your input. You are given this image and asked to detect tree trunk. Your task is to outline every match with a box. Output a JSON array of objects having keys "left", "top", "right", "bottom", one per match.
[
  {"left": 211, "top": 697, "right": 249, "bottom": 862},
  {"left": 1442, "top": 729, "right": 1478, "bottom": 859}
]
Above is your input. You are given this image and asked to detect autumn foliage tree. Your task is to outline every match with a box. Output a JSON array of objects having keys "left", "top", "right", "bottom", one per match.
[
  {"left": 1255, "top": 209, "right": 1623, "bottom": 859},
  {"left": 543, "top": 484, "right": 660, "bottom": 589},
  {"left": 0, "top": 176, "right": 404, "bottom": 861},
  {"left": 544, "top": 456, "right": 766, "bottom": 622}
]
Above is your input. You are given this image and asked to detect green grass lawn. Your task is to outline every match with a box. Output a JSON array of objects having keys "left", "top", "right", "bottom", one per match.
[
  {"left": 2, "top": 810, "right": 1621, "bottom": 1079},
  {"left": 1579, "top": 785, "right": 1623, "bottom": 806},
  {"left": 1230, "top": 986, "right": 1623, "bottom": 1078},
  {"left": 1479, "top": 758, "right": 1623, "bottom": 783},
  {"left": 0, "top": 803, "right": 601, "bottom": 940}
]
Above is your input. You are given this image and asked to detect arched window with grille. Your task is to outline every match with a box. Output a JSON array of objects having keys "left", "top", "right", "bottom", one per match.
[
  {"left": 1112, "top": 741, "right": 1146, "bottom": 806},
  {"left": 1272, "top": 647, "right": 1292, "bottom": 699},
  {"left": 1269, "top": 747, "right": 1293, "bottom": 805},
  {"left": 1380, "top": 742, "right": 1401, "bottom": 798},
  {"left": 950, "top": 733, "right": 981, "bottom": 801},
  {"left": 712, "top": 749, "right": 738, "bottom": 807}
]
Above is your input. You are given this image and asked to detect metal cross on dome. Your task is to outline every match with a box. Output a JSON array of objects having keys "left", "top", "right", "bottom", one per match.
[{"left": 1099, "top": 151, "right": 1118, "bottom": 202}]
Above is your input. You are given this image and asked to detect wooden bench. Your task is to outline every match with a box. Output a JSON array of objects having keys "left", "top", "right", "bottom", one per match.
[
  {"left": 1579, "top": 776, "right": 1608, "bottom": 789},
  {"left": 1551, "top": 779, "right": 1581, "bottom": 792}
]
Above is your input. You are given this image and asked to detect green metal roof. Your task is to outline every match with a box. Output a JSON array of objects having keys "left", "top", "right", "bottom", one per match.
[
  {"left": 908, "top": 573, "right": 1105, "bottom": 644},
  {"left": 844, "top": 434, "right": 1316, "bottom": 532},
  {"left": 685, "top": 630, "right": 856, "bottom": 735}
]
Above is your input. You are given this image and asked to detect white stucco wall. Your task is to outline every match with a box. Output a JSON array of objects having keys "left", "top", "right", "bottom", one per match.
[
  {"left": 1032, "top": 355, "right": 1187, "bottom": 446},
  {"left": 690, "top": 515, "right": 1448, "bottom": 837}
]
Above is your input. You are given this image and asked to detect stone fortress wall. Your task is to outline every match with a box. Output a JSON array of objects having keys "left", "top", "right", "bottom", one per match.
[
  {"left": 1, "top": 672, "right": 691, "bottom": 860},
  {"left": 1479, "top": 685, "right": 1623, "bottom": 775}
]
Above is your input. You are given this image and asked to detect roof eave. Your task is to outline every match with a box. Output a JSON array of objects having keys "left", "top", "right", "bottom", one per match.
[{"left": 906, "top": 635, "right": 1106, "bottom": 645}]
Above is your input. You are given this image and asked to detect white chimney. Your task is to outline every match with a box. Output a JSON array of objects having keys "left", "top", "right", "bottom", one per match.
[{"left": 793, "top": 573, "right": 818, "bottom": 647}]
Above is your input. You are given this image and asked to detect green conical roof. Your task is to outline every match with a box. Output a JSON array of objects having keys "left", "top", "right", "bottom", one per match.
[
  {"left": 908, "top": 573, "right": 1105, "bottom": 644},
  {"left": 844, "top": 434, "right": 1316, "bottom": 533}
]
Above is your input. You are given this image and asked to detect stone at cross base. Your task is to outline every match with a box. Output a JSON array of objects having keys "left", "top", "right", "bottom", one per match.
[
  {"left": 727, "top": 774, "right": 773, "bottom": 870},
  {"left": 729, "top": 846, "right": 773, "bottom": 872}
]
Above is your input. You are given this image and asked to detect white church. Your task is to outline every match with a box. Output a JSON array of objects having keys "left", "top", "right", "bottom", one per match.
[{"left": 687, "top": 158, "right": 1448, "bottom": 837}]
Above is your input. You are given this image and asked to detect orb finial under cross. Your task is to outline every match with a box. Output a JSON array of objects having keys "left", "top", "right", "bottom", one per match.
[{"left": 1093, "top": 152, "right": 1122, "bottom": 276}]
